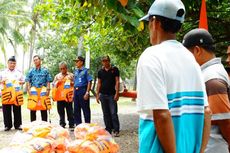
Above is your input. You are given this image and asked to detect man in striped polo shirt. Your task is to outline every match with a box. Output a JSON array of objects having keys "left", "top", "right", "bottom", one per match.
[
  {"left": 137, "top": 0, "right": 211, "bottom": 153},
  {"left": 183, "top": 28, "right": 230, "bottom": 153}
]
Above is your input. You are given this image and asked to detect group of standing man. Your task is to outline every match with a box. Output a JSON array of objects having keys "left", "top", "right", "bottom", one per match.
[
  {"left": 0, "top": 55, "right": 120, "bottom": 137},
  {"left": 1, "top": 0, "right": 229, "bottom": 152},
  {"left": 137, "top": 0, "right": 230, "bottom": 153}
]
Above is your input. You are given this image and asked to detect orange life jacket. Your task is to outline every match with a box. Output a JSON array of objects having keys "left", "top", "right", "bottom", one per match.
[
  {"left": 14, "top": 81, "right": 24, "bottom": 106},
  {"left": 1, "top": 80, "right": 16, "bottom": 105},
  {"left": 1, "top": 80, "right": 23, "bottom": 105},
  {"left": 27, "top": 86, "right": 51, "bottom": 110},
  {"left": 52, "top": 79, "right": 73, "bottom": 102}
]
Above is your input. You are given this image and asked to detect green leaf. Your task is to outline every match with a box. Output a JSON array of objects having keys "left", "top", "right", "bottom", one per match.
[
  {"left": 121, "top": 14, "right": 139, "bottom": 27},
  {"left": 132, "top": 7, "right": 145, "bottom": 18}
]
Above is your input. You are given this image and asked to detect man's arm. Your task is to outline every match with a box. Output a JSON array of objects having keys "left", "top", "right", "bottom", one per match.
[
  {"left": 46, "top": 82, "right": 51, "bottom": 96},
  {"left": 153, "top": 110, "right": 176, "bottom": 153},
  {"left": 86, "top": 81, "right": 92, "bottom": 93},
  {"left": 96, "top": 78, "right": 101, "bottom": 103},
  {"left": 25, "top": 70, "right": 32, "bottom": 94},
  {"left": 53, "top": 75, "right": 58, "bottom": 87},
  {"left": 70, "top": 73, "right": 74, "bottom": 87},
  {"left": 19, "top": 72, "right": 25, "bottom": 85},
  {"left": 83, "top": 81, "right": 92, "bottom": 100},
  {"left": 205, "top": 79, "right": 230, "bottom": 150},
  {"left": 200, "top": 106, "right": 212, "bottom": 153},
  {"left": 217, "top": 119, "right": 230, "bottom": 149},
  {"left": 26, "top": 82, "right": 31, "bottom": 95},
  {"left": 114, "top": 76, "right": 120, "bottom": 101},
  {"left": 46, "top": 69, "right": 52, "bottom": 96}
]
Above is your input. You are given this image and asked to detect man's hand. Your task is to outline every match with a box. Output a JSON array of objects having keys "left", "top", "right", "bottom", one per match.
[
  {"left": 84, "top": 92, "right": 89, "bottom": 100},
  {"left": 114, "top": 93, "right": 119, "bottom": 101},
  {"left": 46, "top": 89, "right": 50, "bottom": 96},
  {"left": 27, "top": 89, "right": 31, "bottom": 96},
  {"left": 96, "top": 94, "right": 100, "bottom": 104},
  {"left": 200, "top": 106, "right": 211, "bottom": 153},
  {"left": 56, "top": 80, "right": 62, "bottom": 87},
  {"left": 1, "top": 79, "right": 7, "bottom": 84},
  {"left": 153, "top": 109, "right": 176, "bottom": 153},
  {"left": 19, "top": 81, "right": 25, "bottom": 85}
]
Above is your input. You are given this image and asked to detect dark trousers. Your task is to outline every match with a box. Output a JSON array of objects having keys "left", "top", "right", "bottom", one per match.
[
  {"left": 73, "top": 87, "right": 91, "bottom": 126},
  {"left": 57, "top": 101, "right": 74, "bottom": 127},
  {"left": 99, "top": 94, "right": 120, "bottom": 133},
  {"left": 30, "top": 110, "right": 47, "bottom": 122},
  {"left": 2, "top": 104, "right": 22, "bottom": 128}
]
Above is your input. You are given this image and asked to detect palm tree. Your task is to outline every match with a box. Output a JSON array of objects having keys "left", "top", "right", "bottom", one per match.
[{"left": 0, "top": 0, "right": 31, "bottom": 65}]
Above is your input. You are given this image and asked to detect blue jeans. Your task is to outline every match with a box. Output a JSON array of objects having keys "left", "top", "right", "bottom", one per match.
[
  {"left": 73, "top": 87, "right": 91, "bottom": 126},
  {"left": 99, "top": 94, "right": 120, "bottom": 133}
]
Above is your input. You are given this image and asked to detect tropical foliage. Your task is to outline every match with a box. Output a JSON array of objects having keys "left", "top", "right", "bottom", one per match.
[
  {"left": 1, "top": 0, "right": 229, "bottom": 83},
  {"left": 0, "top": 0, "right": 31, "bottom": 65}
]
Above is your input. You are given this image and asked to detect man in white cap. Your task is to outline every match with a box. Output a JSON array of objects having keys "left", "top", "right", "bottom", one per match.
[{"left": 137, "top": 0, "right": 211, "bottom": 153}]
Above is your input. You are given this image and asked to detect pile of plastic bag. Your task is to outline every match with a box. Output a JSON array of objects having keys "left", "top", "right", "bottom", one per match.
[
  {"left": 0, "top": 122, "right": 119, "bottom": 153},
  {"left": 67, "top": 123, "right": 119, "bottom": 153}
]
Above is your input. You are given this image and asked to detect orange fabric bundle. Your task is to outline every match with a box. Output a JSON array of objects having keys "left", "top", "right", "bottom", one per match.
[
  {"left": 14, "top": 81, "right": 24, "bottom": 106},
  {"left": 52, "top": 79, "right": 74, "bottom": 102}
]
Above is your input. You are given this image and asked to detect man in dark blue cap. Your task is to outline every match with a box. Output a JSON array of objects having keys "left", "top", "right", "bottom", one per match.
[
  {"left": 73, "top": 56, "right": 92, "bottom": 126},
  {"left": 183, "top": 28, "right": 230, "bottom": 153},
  {"left": 0, "top": 56, "right": 25, "bottom": 131}
]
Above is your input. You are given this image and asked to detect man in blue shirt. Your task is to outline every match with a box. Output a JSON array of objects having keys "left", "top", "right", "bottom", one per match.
[
  {"left": 73, "top": 56, "right": 92, "bottom": 126},
  {"left": 26, "top": 55, "right": 52, "bottom": 121}
]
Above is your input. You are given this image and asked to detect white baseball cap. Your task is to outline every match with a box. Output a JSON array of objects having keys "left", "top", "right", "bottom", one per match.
[{"left": 139, "top": 0, "right": 185, "bottom": 23}]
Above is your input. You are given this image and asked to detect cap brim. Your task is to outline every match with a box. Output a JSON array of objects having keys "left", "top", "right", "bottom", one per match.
[{"left": 139, "top": 14, "right": 150, "bottom": 21}]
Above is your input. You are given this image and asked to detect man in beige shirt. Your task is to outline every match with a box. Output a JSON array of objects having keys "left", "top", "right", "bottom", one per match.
[{"left": 53, "top": 61, "right": 74, "bottom": 130}]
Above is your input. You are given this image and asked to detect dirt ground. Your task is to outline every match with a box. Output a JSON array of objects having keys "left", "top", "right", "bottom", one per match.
[{"left": 0, "top": 97, "right": 139, "bottom": 153}]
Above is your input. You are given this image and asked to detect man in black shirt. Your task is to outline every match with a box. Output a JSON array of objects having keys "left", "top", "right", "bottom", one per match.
[{"left": 96, "top": 55, "right": 120, "bottom": 137}]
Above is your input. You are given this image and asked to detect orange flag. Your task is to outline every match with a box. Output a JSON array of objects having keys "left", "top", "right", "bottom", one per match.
[
  {"left": 119, "top": 0, "right": 128, "bottom": 7},
  {"left": 199, "top": 0, "right": 208, "bottom": 30}
]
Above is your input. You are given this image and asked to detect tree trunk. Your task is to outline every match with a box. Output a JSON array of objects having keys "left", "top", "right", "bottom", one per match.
[
  {"left": 3, "top": 51, "right": 7, "bottom": 67},
  {"left": 28, "top": 15, "right": 37, "bottom": 69},
  {"left": 77, "top": 36, "right": 84, "bottom": 56},
  {"left": 22, "top": 50, "right": 25, "bottom": 74},
  {"left": 9, "top": 40, "right": 18, "bottom": 62}
]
